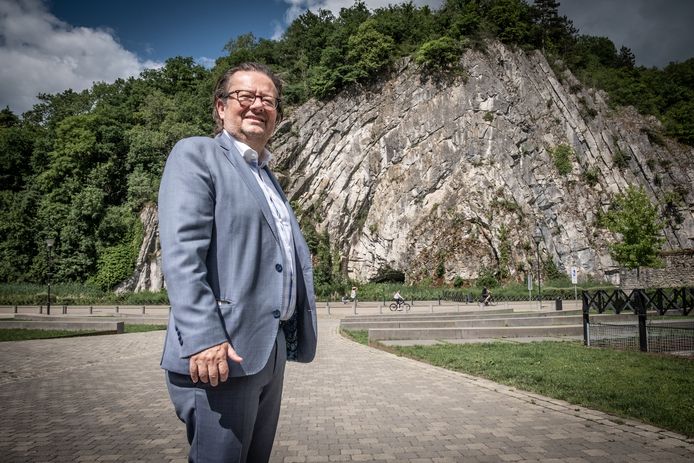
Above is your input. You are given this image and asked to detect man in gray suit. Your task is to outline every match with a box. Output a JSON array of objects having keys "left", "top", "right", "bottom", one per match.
[{"left": 158, "top": 62, "right": 317, "bottom": 463}]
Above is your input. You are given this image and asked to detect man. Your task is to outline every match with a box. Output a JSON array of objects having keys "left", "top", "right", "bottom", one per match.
[
  {"left": 393, "top": 290, "right": 403, "bottom": 305},
  {"left": 158, "top": 62, "right": 318, "bottom": 463}
]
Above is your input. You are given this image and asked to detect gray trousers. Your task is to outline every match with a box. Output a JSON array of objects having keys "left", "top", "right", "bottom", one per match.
[{"left": 166, "top": 328, "right": 287, "bottom": 463}]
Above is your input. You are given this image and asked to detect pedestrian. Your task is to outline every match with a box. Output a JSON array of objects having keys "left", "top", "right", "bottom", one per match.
[{"left": 158, "top": 62, "right": 318, "bottom": 463}]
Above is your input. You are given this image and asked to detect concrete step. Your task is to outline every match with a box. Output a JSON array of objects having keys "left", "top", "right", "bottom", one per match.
[
  {"left": 342, "top": 308, "right": 581, "bottom": 323},
  {"left": 368, "top": 325, "right": 583, "bottom": 342},
  {"left": 0, "top": 319, "right": 124, "bottom": 334},
  {"left": 341, "top": 313, "right": 633, "bottom": 331}
]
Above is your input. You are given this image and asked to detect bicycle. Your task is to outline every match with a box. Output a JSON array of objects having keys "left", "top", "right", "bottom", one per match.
[{"left": 389, "top": 300, "right": 411, "bottom": 312}]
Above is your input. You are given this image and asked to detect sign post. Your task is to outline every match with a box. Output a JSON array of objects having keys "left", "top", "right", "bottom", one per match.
[{"left": 571, "top": 266, "right": 578, "bottom": 308}]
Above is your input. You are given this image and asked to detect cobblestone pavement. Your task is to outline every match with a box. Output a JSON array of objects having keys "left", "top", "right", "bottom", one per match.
[{"left": 1, "top": 318, "right": 692, "bottom": 462}]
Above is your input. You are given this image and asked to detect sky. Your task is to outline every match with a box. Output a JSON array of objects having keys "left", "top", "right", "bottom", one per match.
[{"left": 1, "top": 0, "right": 693, "bottom": 116}]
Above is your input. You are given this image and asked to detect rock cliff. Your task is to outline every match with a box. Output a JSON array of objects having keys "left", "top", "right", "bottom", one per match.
[
  {"left": 130, "top": 41, "right": 694, "bottom": 289},
  {"left": 271, "top": 41, "right": 694, "bottom": 284}
]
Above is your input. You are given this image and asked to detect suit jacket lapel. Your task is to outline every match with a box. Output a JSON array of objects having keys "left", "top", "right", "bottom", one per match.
[{"left": 215, "top": 133, "right": 281, "bottom": 243}]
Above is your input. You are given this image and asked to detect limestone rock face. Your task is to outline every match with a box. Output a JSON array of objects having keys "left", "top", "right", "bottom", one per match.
[
  {"left": 270, "top": 42, "right": 694, "bottom": 284},
  {"left": 125, "top": 42, "right": 694, "bottom": 290},
  {"left": 115, "top": 203, "right": 163, "bottom": 294}
]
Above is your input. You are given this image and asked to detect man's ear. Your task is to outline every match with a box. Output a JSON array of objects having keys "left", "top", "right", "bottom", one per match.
[{"left": 215, "top": 98, "right": 226, "bottom": 119}]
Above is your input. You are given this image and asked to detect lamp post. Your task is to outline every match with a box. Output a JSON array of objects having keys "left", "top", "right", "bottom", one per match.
[
  {"left": 46, "top": 238, "right": 54, "bottom": 315},
  {"left": 532, "top": 227, "right": 542, "bottom": 310}
]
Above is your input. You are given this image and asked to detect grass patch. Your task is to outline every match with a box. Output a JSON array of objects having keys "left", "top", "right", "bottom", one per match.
[
  {"left": 124, "top": 324, "right": 167, "bottom": 333},
  {"left": 341, "top": 330, "right": 694, "bottom": 437},
  {"left": 341, "top": 329, "right": 368, "bottom": 345},
  {"left": 0, "top": 324, "right": 166, "bottom": 342}
]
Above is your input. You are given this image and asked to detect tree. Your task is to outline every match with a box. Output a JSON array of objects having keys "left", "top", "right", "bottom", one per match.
[
  {"left": 344, "top": 20, "right": 395, "bottom": 83},
  {"left": 604, "top": 186, "right": 665, "bottom": 269}
]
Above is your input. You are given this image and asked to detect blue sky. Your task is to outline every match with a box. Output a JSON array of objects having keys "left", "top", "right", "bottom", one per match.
[
  {"left": 1, "top": 0, "right": 693, "bottom": 115},
  {"left": 47, "top": 0, "right": 292, "bottom": 66}
]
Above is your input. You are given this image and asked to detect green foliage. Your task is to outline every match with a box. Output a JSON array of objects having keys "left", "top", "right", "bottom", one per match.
[
  {"left": 435, "top": 259, "right": 446, "bottom": 279},
  {"left": 604, "top": 186, "right": 665, "bottom": 269},
  {"left": 344, "top": 20, "right": 396, "bottom": 84},
  {"left": 92, "top": 219, "right": 142, "bottom": 291},
  {"left": 550, "top": 144, "right": 573, "bottom": 175},
  {"left": 497, "top": 225, "right": 511, "bottom": 280},
  {"left": 476, "top": 267, "right": 499, "bottom": 288},
  {"left": 582, "top": 167, "right": 599, "bottom": 186},
  {"left": 612, "top": 141, "right": 631, "bottom": 169},
  {"left": 542, "top": 259, "right": 567, "bottom": 282},
  {"left": 414, "top": 36, "right": 465, "bottom": 73}
]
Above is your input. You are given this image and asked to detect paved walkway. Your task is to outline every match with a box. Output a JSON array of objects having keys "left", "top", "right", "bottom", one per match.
[{"left": 0, "top": 318, "right": 692, "bottom": 462}]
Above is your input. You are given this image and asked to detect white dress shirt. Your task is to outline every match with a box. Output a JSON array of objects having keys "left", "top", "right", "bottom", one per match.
[{"left": 224, "top": 131, "right": 296, "bottom": 321}]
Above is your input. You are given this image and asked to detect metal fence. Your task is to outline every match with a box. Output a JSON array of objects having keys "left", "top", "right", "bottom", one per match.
[{"left": 582, "top": 288, "right": 694, "bottom": 354}]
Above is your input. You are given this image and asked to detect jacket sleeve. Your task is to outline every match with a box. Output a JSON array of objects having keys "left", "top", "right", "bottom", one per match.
[{"left": 158, "top": 138, "right": 228, "bottom": 358}]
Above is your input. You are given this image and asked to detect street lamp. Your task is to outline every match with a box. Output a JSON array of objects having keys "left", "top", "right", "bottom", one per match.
[
  {"left": 46, "top": 238, "right": 54, "bottom": 315},
  {"left": 532, "top": 227, "right": 543, "bottom": 310}
]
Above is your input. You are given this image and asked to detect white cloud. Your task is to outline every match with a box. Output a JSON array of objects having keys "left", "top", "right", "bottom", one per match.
[
  {"left": 279, "top": 0, "right": 444, "bottom": 36},
  {"left": 0, "top": 0, "right": 161, "bottom": 115}
]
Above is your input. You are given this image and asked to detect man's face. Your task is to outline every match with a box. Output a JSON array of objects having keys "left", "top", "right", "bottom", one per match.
[{"left": 216, "top": 70, "right": 278, "bottom": 150}]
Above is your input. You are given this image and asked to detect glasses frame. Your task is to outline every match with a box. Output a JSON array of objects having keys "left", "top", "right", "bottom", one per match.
[{"left": 224, "top": 90, "right": 280, "bottom": 110}]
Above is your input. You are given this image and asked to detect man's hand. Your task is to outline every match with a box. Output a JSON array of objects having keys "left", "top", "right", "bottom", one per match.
[{"left": 189, "top": 342, "right": 243, "bottom": 386}]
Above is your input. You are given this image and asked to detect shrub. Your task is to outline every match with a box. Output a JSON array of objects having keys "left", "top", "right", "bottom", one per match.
[{"left": 550, "top": 144, "right": 573, "bottom": 175}]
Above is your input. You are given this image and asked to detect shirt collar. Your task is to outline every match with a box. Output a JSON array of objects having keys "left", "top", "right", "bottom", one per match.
[{"left": 223, "top": 130, "right": 272, "bottom": 168}]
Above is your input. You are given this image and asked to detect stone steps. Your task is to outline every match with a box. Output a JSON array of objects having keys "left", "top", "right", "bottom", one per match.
[
  {"left": 367, "top": 324, "right": 583, "bottom": 341},
  {"left": 339, "top": 309, "right": 636, "bottom": 343}
]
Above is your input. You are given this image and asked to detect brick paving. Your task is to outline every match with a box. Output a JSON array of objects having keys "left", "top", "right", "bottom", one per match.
[{"left": 1, "top": 318, "right": 692, "bottom": 462}]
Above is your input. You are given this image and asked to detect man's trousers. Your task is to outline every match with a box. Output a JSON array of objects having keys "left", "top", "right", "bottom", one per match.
[{"left": 166, "top": 328, "right": 287, "bottom": 463}]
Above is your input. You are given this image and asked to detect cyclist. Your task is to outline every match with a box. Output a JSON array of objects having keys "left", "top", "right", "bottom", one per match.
[
  {"left": 481, "top": 287, "right": 492, "bottom": 306},
  {"left": 393, "top": 290, "right": 404, "bottom": 305}
]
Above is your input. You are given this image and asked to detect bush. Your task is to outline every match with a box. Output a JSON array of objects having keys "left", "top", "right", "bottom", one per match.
[
  {"left": 476, "top": 268, "right": 499, "bottom": 288},
  {"left": 415, "top": 36, "right": 466, "bottom": 73},
  {"left": 550, "top": 144, "right": 573, "bottom": 175}
]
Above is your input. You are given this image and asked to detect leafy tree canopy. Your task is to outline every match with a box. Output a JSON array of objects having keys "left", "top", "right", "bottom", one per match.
[{"left": 604, "top": 186, "right": 665, "bottom": 269}]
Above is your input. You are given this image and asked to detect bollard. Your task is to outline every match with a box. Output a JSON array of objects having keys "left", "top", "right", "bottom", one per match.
[
  {"left": 14, "top": 305, "right": 18, "bottom": 314},
  {"left": 115, "top": 305, "right": 119, "bottom": 314},
  {"left": 379, "top": 304, "right": 383, "bottom": 314},
  {"left": 89, "top": 306, "right": 93, "bottom": 315},
  {"left": 430, "top": 303, "right": 433, "bottom": 313},
  {"left": 62, "top": 305, "right": 67, "bottom": 314},
  {"left": 39, "top": 305, "right": 43, "bottom": 314},
  {"left": 142, "top": 305, "right": 146, "bottom": 315},
  {"left": 326, "top": 301, "right": 331, "bottom": 317},
  {"left": 457, "top": 303, "right": 460, "bottom": 313}
]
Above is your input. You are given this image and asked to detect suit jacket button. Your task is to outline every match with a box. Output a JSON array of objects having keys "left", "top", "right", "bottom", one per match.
[
  {"left": 275, "top": 263, "right": 283, "bottom": 272},
  {"left": 273, "top": 310, "right": 281, "bottom": 318}
]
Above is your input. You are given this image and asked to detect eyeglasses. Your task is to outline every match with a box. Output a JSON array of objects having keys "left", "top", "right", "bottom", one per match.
[{"left": 224, "top": 90, "right": 280, "bottom": 109}]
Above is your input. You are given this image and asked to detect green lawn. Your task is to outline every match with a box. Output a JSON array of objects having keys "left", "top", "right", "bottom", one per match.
[
  {"left": 0, "top": 324, "right": 166, "bottom": 342},
  {"left": 342, "top": 329, "right": 694, "bottom": 437}
]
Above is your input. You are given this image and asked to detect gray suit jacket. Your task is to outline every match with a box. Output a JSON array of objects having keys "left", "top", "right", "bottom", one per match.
[{"left": 158, "top": 134, "right": 317, "bottom": 377}]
